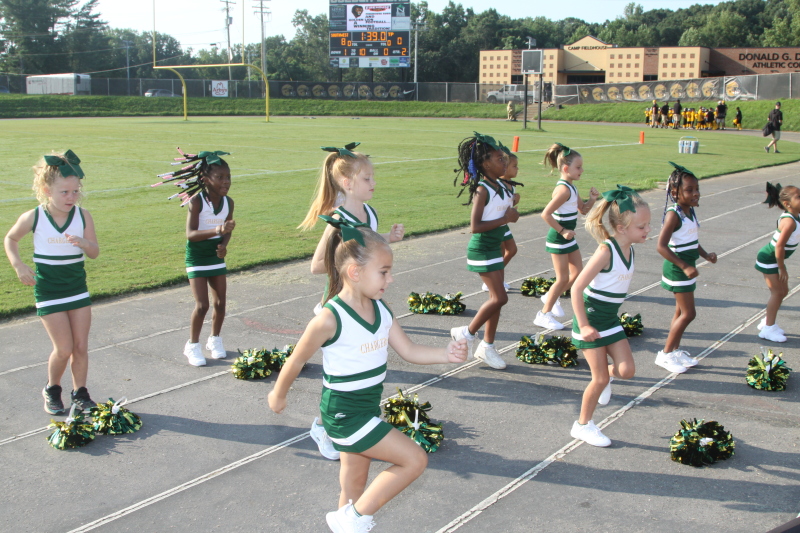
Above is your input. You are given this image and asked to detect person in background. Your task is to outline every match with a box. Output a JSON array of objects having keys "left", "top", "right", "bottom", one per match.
[
  {"left": 507, "top": 100, "right": 517, "bottom": 122},
  {"left": 661, "top": 102, "right": 670, "bottom": 128},
  {"left": 672, "top": 99, "right": 682, "bottom": 130},
  {"left": 766, "top": 102, "right": 783, "bottom": 154}
]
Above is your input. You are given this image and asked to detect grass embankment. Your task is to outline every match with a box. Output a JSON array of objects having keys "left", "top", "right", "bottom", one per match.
[
  {"left": 541, "top": 99, "right": 800, "bottom": 131},
  {"left": 0, "top": 94, "right": 505, "bottom": 119},
  {"left": 1, "top": 116, "right": 797, "bottom": 318}
]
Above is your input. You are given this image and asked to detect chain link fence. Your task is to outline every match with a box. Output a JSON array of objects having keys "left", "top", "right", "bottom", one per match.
[{"left": 2, "top": 72, "right": 798, "bottom": 104}]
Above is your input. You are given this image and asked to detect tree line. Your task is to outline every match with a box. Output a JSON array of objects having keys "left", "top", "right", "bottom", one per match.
[{"left": 2, "top": 0, "right": 800, "bottom": 83}]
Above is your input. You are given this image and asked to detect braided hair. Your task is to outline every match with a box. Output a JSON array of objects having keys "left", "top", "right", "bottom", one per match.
[
  {"left": 152, "top": 148, "right": 229, "bottom": 207},
  {"left": 453, "top": 134, "right": 501, "bottom": 205},
  {"left": 764, "top": 182, "right": 799, "bottom": 210},
  {"left": 663, "top": 167, "right": 698, "bottom": 224}
]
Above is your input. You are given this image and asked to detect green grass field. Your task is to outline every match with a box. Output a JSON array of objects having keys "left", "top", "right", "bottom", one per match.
[{"left": 1, "top": 116, "right": 797, "bottom": 317}]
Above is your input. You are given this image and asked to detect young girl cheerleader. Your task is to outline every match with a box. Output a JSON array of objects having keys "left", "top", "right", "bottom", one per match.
[
  {"left": 299, "top": 143, "right": 405, "bottom": 462},
  {"left": 4, "top": 150, "right": 100, "bottom": 414},
  {"left": 481, "top": 149, "right": 523, "bottom": 292},
  {"left": 755, "top": 182, "right": 800, "bottom": 343},
  {"left": 537, "top": 143, "right": 600, "bottom": 330},
  {"left": 268, "top": 219, "right": 467, "bottom": 533},
  {"left": 153, "top": 149, "right": 235, "bottom": 367},
  {"left": 571, "top": 186, "right": 651, "bottom": 447},
  {"left": 656, "top": 163, "right": 717, "bottom": 373},
  {"left": 451, "top": 132, "right": 518, "bottom": 370}
]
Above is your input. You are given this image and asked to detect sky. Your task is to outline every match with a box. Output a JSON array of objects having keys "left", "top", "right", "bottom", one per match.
[{"left": 96, "top": 0, "right": 726, "bottom": 52}]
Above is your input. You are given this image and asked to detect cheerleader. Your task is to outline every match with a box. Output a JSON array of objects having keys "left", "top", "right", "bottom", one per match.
[
  {"left": 4, "top": 151, "right": 100, "bottom": 413},
  {"left": 537, "top": 143, "right": 599, "bottom": 330},
  {"left": 570, "top": 186, "right": 651, "bottom": 447}
]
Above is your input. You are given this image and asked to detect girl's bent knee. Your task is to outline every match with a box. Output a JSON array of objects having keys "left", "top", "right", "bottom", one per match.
[{"left": 494, "top": 292, "right": 509, "bottom": 307}]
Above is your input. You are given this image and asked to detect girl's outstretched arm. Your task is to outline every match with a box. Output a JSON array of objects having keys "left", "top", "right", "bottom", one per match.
[
  {"left": 66, "top": 208, "right": 99, "bottom": 259},
  {"left": 268, "top": 309, "right": 337, "bottom": 413},
  {"left": 4, "top": 209, "right": 36, "bottom": 286},
  {"left": 541, "top": 186, "right": 573, "bottom": 238},
  {"left": 571, "top": 243, "right": 611, "bottom": 343},
  {"left": 388, "top": 320, "right": 467, "bottom": 365},
  {"left": 381, "top": 223, "right": 405, "bottom": 243}
]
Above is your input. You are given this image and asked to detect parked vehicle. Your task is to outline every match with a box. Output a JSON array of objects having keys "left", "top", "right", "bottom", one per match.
[
  {"left": 144, "top": 89, "right": 179, "bottom": 97},
  {"left": 26, "top": 73, "right": 91, "bottom": 95},
  {"left": 486, "top": 84, "right": 537, "bottom": 104}
]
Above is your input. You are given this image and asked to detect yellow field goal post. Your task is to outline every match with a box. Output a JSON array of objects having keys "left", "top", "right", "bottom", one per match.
[{"left": 151, "top": 0, "right": 270, "bottom": 121}]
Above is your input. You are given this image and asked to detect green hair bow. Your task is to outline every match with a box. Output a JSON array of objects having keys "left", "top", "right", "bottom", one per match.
[
  {"left": 602, "top": 184, "right": 638, "bottom": 213},
  {"left": 473, "top": 132, "right": 501, "bottom": 151},
  {"left": 321, "top": 142, "right": 360, "bottom": 158},
  {"left": 43, "top": 150, "right": 84, "bottom": 179},
  {"left": 499, "top": 142, "right": 512, "bottom": 156},
  {"left": 556, "top": 143, "right": 571, "bottom": 157},
  {"left": 668, "top": 161, "right": 695, "bottom": 176},
  {"left": 197, "top": 151, "right": 230, "bottom": 166},
  {"left": 318, "top": 215, "right": 369, "bottom": 246}
]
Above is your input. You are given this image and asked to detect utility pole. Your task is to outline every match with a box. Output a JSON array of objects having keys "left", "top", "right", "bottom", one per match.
[
  {"left": 412, "top": 20, "right": 426, "bottom": 100},
  {"left": 122, "top": 40, "right": 133, "bottom": 96},
  {"left": 253, "top": 0, "right": 271, "bottom": 77},
  {"left": 220, "top": 0, "right": 236, "bottom": 80}
]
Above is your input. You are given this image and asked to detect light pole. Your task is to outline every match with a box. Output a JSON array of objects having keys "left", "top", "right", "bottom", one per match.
[
  {"left": 122, "top": 40, "right": 133, "bottom": 96},
  {"left": 220, "top": 0, "right": 236, "bottom": 80},
  {"left": 412, "top": 20, "right": 426, "bottom": 99}
]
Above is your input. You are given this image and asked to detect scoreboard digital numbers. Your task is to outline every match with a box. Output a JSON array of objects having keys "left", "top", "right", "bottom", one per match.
[{"left": 329, "top": 0, "right": 410, "bottom": 68}]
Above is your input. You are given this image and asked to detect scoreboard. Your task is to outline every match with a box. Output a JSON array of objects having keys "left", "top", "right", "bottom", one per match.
[{"left": 329, "top": 0, "right": 410, "bottom": 68}]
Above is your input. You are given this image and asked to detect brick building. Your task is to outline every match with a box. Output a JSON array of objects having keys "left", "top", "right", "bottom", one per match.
[{"left": 479, "top": 35, "right": 800, "bottom": 86}]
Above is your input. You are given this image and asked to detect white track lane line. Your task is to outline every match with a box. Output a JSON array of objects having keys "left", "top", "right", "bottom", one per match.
[
  {"left": 435, "top": 284, "right": 800, "bottom": 533},
  {"left": 58, "top": 234, "right": 775, "bottom": 532}
]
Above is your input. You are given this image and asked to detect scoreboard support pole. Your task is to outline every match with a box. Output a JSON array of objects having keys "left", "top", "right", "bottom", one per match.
[
  {"left": 523, "top": 74, "right": 528, "bottom": 130},
  {"left": 538, "top": 71, "right": 543, "bottom": 131}
]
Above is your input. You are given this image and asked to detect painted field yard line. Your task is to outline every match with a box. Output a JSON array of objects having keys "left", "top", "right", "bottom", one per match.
[{"left": 434, "top": 285, "right": 800, "bottom": 533}]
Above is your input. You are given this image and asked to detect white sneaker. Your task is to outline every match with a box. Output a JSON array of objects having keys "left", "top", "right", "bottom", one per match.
[
  {"left": 481, "top": 282, "right": 510, "bottom": 292},
  {"left": 570, "top": 420, "right": 611, "bottom": 447},
  {"left": 450, "top": 326, "right": 476, "bottom": 358},
  {"left": 542, "top": 292, "right": 565, "bottom": 317},
  {"left": 759, "top": 324, "right": 787, "bottom": 343},
  {"left": 534, "top": 311, "right": 564, "bottom": 330},
  {"left": 757, "top": 317, "right": 784, "bottom": 335},
  {"left": 183, "top": 341, "right": 206, "bottom": 367},
  {"left": 655, "top": 350, "right": 687, "bottom": 373},
  {"left": 474, "top": 341, "right": 506, "bottom": 369},
  {"left": 310, "top": 417, "right": 340, "bottom": 461},
  {"left": 326, "top": 502, "right": 375, "bottom": 533},
  {"left": 676, "top": 349, "right": 698, "bottom": 368},
  {"left": 597, "top": 377, "right": 613, "bottom": 405},
  {"left": 206, "top": 336, "right": 227, "bottom": 359}
]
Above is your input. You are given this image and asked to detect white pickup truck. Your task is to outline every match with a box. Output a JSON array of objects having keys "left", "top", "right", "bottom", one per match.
[{"left": 486, "top": 84, "right": 536, "bottom": 104}]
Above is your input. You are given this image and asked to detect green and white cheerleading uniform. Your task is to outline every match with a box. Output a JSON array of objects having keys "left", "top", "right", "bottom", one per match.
[
  {"left": 499, "top": 180, "right": 516, "bottom": 242},
  {"left": 661, "top": 205, "right": 700, "bottom": 293},
  {"left": 755, "top": 212, "right": 800, "bottom": 274},
  {"left": 320, "top": 296, "right": 394, "bottom": 453},
  {"left": 335, "top": 203, "right": 379, "bottom": 232},
  {"left": 546, "top": 180, "right": 580, "bottom": 254},
  {"left": 32, "top": 205, "right": 91, "bottom": 316},
  {"left": 572, "top": 238, "right": 633, "bottom": 349},
  {"left": 467, "top": 179, "right": 512, "bottom": 273},
  {"left": 185, "top": 193, "right": 229, "bottom": 279}
]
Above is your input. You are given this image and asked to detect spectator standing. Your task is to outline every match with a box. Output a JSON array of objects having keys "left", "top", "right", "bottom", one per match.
[
  {"left": 651, "top": 100, "right": 660, "bottom": 128},
  {"left": 672, "top": 100, "right": 683, "bottom": 130},
  {"left": 661, "top": 102, "right": 670, "bottom": 128},
  {"left": 716, "top": 100, "right": 727, "bottom": 130},
  {"left": 766, "top": 102, "right": 783, "bottom": 153}
]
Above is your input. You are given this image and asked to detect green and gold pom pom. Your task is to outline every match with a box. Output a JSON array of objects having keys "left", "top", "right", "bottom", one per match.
[
  {"left": 520, "top": 277, "right": 570, "bottom": 298},
  {"left": 91, "top": 397, "right": 143, "bottom": 435},
  {"left": 383, "top": 388, "right": 442, "bottom": 453},
  {"left": 47, "top": 405, "right": 95, "bottom": 450},
  {"left": 408, "top": 292, "right": 465, "bottom": 315},
  {"left": 669, "top": 418, "right": 735, "bottom": 467},
  {"left": 746, "top": 347, "right": 791, "bottom": 391},
  {"left": 619, "top": 312, "right": 644, "bottom": 337},
  {"left": 267, "top": 344, "right": 296, "bottom": 373},
  {"left": 231, "top": 348, "right": 272, "bottom": 380},
  {"left": 515, "top": 334, "right": 579, "bottom": 367}
]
